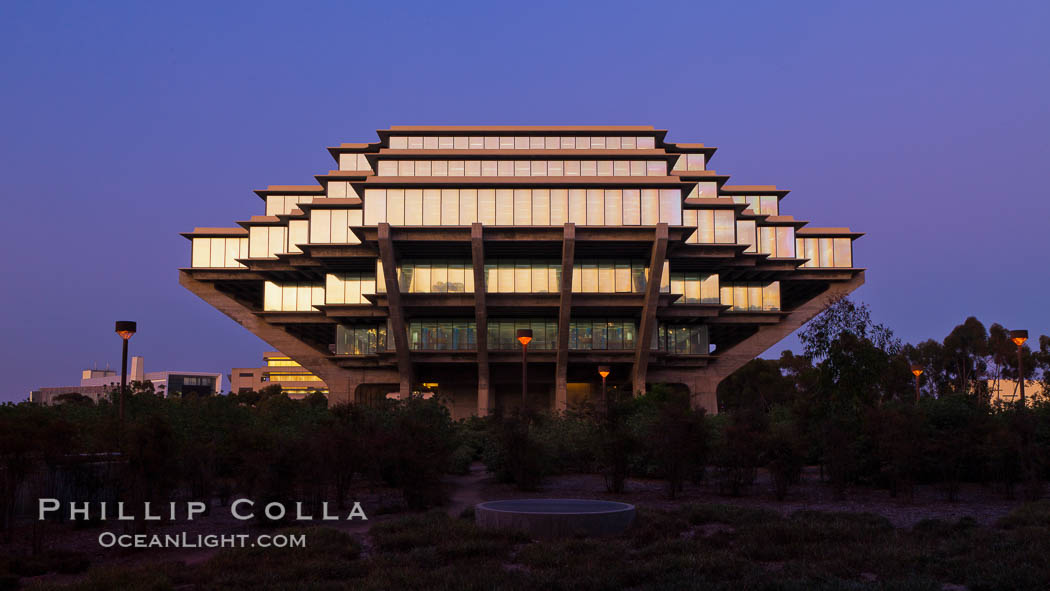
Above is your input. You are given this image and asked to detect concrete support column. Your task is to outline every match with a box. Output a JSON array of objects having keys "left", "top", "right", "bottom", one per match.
[
  {"left": 688, "top": 271, "right": 867, "bottom": 413},
  {"left": 471, "top": 223, "right": 491, "bottom": 416},
  {"left": 377, "top": 223, "right": 414, "bottom": 398},
  {"left": 632, "top": 223, "right": 668, "bottom": 396},
  {"left": 555, "top": 223, "right": 576, "bottom": 411},
  {"left": 319, "top": 370, "right": 361, "bottom": 407}
]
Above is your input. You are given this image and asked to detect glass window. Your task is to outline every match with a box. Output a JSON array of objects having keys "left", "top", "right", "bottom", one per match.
[
  {"left": 422, "top": 136, "right": 438, "bottom": 150},
  {"left": 422, "top": 189, "right": 440, "bottom": 225},
  {"left": 465, "top": 160, "right": 481, "bottom": 176},
  {"left": 482, "top": 160, "right": 497, "bottom": 176},
  {"left": 515, "top": 260, "right": 531, "bottom": 292},
  {"left": 498, "top": 261, "right": 514, "bottom": 293},
  {"left": 531, "top": 160, "right": 547, "bottom": 176},
  {"left": 413, "top": 263, "right": 430, "bottom": 294},
  {"left": 622, "top": 189, "right": 641, "bottom": 225},
  {"left": 576, "top": 137, "right": 590, "bottom": 149},
  {"left": 430, "top": 262, "right": 447, "bottom": 293},
  {"left": 737, "top": 220, "right": 756, "bottom": 253},
  {"left": 834, "top": 238, "right": 852, "bottom": 267},
  {"left": 405, "top": 189, "right": 423, "bottom": 225},
  {"left": 484, "top": 137, "right": 499, "bottom": 150},
  {"left": 364, "top": 189, "right": 385, "bottom": 225},
  {"left": 532, "top": 189, "right": 550, "bottom": 225},
  {"left": 629, "top": 160, "right": 645, "bottom": 176},
  {"left": 604, "top": 190, "right": 622, "bottom": 226},
  {"left": 597, "top": 160, "right": 613, "bottom": 176},
  {"left": 514, "top": 137, "right": 529, "bottom": 149},
  {"left": 484, "top": 263, "right": 497, "bottom": 292},
  {"left": 637, "top": 136, "right": 655, "bottom": 149},
  {"left": 586, "top": 189, "right": 604, "bottom": 225},
  {"left": 550, "top": 189, "right": 568, "bottom": 225},
  {"left": 415, "top": 160, "right": 431, "bottom": 176},
  {"left": 659, "top": 189, "right": 682, "bottom": 224},
  {"left": 820, "top": 238, "right": 834, "bottom": 267},
  {"left": 432, "top": 160, "right": 448, "bottom": 176},
  {"left": 748, "top": 284, "right": 763, "bottom": 311},
  {"left": 441, "top": 189, "right": 459, "bottom": 225},
  {"left": 564, "top": 160, "right": 581, "bottom": 176},
  {"left": 389, "top": 136, "right": 408, "bottom": 149},
  {"left": 581, "top": 160, "right": 597, "bottom": 176},
  {"left": 764, "top": 282, "right": 781, "bottom": 311},
  {"left": 598, "top": 261, "right": 614, "bottom": 293},
  {"left": 548, "top": 160, "right": 563, "bottom": 176},
  {"left": 478, "top": 189, "right": 496, "bottom": 225},
  {"left": 560, "top": 137, "right": 575, "bottom": 149},
  {"left": 568, "top": 189, "right": 587, "bottom": 224},
  {"left": 647, "top": 160, "right": 666, "bottom": 176},
  {"left": 776, "top": 227, "right": 795, "bottom": 258},
  {"left": 386, "top": 189, "right": 405, "bottom": 225},
  {"left": 714, "top": 210, "right": 735, "bottom": 243},
  {"left": 759, "top": 227, "right": 776, "bottom": 255},
  {"left": 591, "top": 136, "right": 606, "bottom": 149},
  {"left": 581, "top": 263, "right": 598, "bottom": 292},
  {"left": 459, "top": 189, "right": 478, "bottom": 224},
  {"left": 513, "top": 189, "right": 531, "bottom": 224},
  {"left": 469, "top": 136, "right": 484, "bottom": 149},
  {"left": 606, "top": 136, "right": 621, "bottom": 149},
  {"left": 496, "top": 160, "right": 513, "bottom": 176},
  {"left": 621, "top": 137, "right": 637, "bottom": 149},
  {"left": 448, "top": 160, "right": 465, "bottom": 176},
  {"left": 532, "top": 263, "right": 548, "bottom": 293},
  {"left": 632, "top": 262, "right": 647, "bottom": 292},
  {"left": 453, "top": 136, "right": 468, "bottom": 150},
  {"left": 592, "top": 320, "right": 607, "bottom": 349},
  {"left": 496, "top": 190, "right": 513, "bottom": 225},
  {"left": 311, "top": 210, "right": 332, "bottom": 243},
  {"left": 500, "top": 137, "right": 514, "bottom": 149},
  {"left": 641, "top": 189, "right": 659, "bottom": 225},
  {"left": 615, "top": 261, "right": 631, "bottom": 292}
]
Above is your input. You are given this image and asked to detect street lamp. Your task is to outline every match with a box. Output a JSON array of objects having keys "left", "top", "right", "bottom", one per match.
[
  {"left": 910, "top": 365, "right": 923, "bottom": 404},
  {"left": 115, "top": 321, "right": 137, "bottom": 426},
  {"left": 1010, "top": 329, "right": 1028, "bottom": 407},
  {"left": 516, "top": 329, "right": 533, "bottom": 411},
  {"left": 597, "top": 365, "right": 610, "bottom": 413}
]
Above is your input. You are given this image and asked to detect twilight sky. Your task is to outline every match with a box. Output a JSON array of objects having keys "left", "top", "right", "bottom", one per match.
[{"left": 1, "top": 0, "right": 1047, "bottom": 401}]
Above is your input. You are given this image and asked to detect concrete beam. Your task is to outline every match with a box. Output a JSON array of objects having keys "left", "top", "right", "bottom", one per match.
[
  {"left": 471, "top": 223, "right": 491, "bottom": 415},
  {"left": 690, "top": 271, "right": 866, "bottom": 413},
  {"left": 632, "top": 223, "right": 668, "bottom": 396},
  {"left": 555, "top": 223, "right": 576, "bottom": 411},
  {"left": 178, "top": 271, "right": 359, "bottom": 404},
  {"left": 377, "top": 223, "right": 414, "bottom": 397}
]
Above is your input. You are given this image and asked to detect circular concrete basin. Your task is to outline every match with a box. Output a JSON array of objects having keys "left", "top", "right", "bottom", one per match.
[{"left": 475, "top": 499, "right": 635, "bottom": 538}]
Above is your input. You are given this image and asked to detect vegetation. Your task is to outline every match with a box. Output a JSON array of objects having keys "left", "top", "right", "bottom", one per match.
[{"left": 18, "top": 502, "right": 1050, "bottom": 590}]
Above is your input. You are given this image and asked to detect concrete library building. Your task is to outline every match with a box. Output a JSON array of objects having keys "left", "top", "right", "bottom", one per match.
[{"left": 181, "top": 126, "right": 862, "bottom": 417}]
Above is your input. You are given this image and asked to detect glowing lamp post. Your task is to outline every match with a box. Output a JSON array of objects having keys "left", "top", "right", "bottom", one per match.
[
  {"left": 115, "top": 321, "right": 137, "bottom": 426},
  {"left": 598, "top": 365, "right": 610, "bottom": 413},
  {"left": 516, "top": 329, "right": 533, "bottom": 411},
  {"left": 1010, "top": 329, "right": 1028, "bottom": 407},
  {"left": 910, "top": 365, "right": 923, "bottom": 404}
]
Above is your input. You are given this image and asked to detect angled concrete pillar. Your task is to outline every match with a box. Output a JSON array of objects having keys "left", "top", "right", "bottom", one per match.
[
  {"left": 377, "top": 223, "right": 414, "bottom": 398},
  {"left": 178, "top": 271, "right": 358, "bottom": 405},
  {"left": 632, "top": 223, "right": 668, "bottom": 396},
  {"left": 690, "top": 271, "right": 866, "bottom": 413},
  {"left": 554, "top": 223, "right": 576, "bottom": 411},
  {"left": 471, "top": 223, "right": 491, "bottom": 415}
]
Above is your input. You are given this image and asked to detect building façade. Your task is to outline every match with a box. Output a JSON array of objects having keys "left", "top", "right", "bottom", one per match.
[{"left": 180, "top": 126, "right": 863, "bottom": 418}]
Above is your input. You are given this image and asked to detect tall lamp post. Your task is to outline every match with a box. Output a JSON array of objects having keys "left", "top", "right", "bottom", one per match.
[
  {"left": 115, "top": 321, "right": 137, "bottom": 427},
  {"left": 597, "top": 365, "right": 610, "bottom": 414},
  {"left": 1010, "top": 329, "right": 1028, "bottom": 407},
  {"left": 516, "top": 329, "right": 533, "bottom": 412},
  {"left": 910, "top": 365, "right": 923, "bottom": 404}
]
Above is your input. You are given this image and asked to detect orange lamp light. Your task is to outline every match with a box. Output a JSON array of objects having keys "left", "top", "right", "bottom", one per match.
[
  {"left": 1010, "top": 329, "right": 1028, "bottom": 347},
  {"left": 516, "top": 328, "right": 533, "bottom": 347}
]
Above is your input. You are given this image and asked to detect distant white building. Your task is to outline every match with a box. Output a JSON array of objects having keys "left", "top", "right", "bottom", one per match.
[
  {"left": 29, "top": 356, "right": 223, "bottom": 404},
  {"left": 987, "top": 379, "right": 1045, "bottom": 407}
]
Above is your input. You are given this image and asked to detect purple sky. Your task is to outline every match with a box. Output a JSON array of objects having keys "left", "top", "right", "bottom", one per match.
[{"left": 2, "top": 1, "right": 1048, "bottom": 401}]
